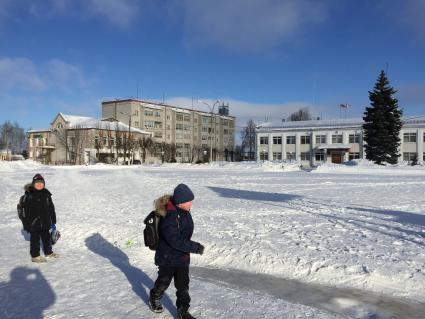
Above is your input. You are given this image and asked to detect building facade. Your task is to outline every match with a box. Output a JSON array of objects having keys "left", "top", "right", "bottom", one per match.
[
  {"left": 102, "top": 99, "right": 236, "bottom": 163},
  {"left": 256, "top": 116, "right": 425, "bottom": 166},
  {"left": 27, "top": 113, "right": 152, "bottom": 165},
  {"left": 0, "top": 149, "right": 9, "bottom": 161}
]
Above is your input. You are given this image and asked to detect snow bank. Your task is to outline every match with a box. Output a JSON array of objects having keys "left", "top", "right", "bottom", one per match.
[
  {"left": 0, "top": 160, "right": 45, "bottom": 172},
  {"left": 313, "top": 159, "right": 425, "bottom": 175},
  {"left": 144, "top": 161, "right": 302, "bottom": 172}
]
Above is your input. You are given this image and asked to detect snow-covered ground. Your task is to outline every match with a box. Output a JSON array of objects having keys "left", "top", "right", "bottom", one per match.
[{"left": 1, "top": 160, "right": 424, "bottom": 318}]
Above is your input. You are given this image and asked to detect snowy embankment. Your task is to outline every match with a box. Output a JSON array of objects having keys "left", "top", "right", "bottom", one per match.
[
  {"left": 314, "top": 159, "right": 425, "bottom": 175},
  {"left": 1, "top": 160, "right": 424, "bottom": 318}
]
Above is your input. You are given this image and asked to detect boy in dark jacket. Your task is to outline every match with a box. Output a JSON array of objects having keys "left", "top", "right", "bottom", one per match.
[
  {"left": 22, "top": 174, "right": 58, "bottom": 263},
  {"left": 150, "top": 184, "right": 204, "bottom": 319}
]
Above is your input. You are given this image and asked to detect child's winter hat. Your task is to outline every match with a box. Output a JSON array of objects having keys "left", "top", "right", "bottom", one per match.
[
  {"left": 32, "top": 173, "right": 45, "bottom": 185},
  {"left": 173, "top": 183, "right": 194, "bottom": 205}
]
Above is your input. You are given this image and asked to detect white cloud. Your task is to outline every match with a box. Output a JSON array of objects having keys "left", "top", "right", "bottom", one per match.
[
  {"left": 384, "top": 0, "right": 425, "bottom": 42},
  {"left": 6, "top": 0, "right": 141, "bottom": 29},
  {"left": 399, "top": 84, "right": 425, "bottom": 107},
  {"left": 176, "top": 0, "right": 330, "bottom": 53},
  {"left": 47, "top": 59, "right": 86, "bottom": 91},
  {"left": 85, "top": 0, "right": 140, "bottom": 29},
  {"left": 0, "top": 57, "right": 46, "bottom": 91},
  {"left": 0, "top": 57, "right": 86, "bottom": 93}
]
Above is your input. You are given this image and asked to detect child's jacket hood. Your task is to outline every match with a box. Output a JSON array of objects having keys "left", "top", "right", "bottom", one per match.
[{"left": 154, "top": 195, "right": 172, "bottom": 217}]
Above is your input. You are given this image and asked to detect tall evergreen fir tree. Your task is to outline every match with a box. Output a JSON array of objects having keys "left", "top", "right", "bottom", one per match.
[{"left": 363, "top": 70, "right": 402, "bottom": 164}]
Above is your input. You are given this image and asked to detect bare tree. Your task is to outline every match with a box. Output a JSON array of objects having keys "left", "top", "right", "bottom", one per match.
[
  {"left": 287, "top": 107, "right": 312, "bottom": 121},
  {"left": 190, "top": 144, "right": 199, "bottom": 162},
  {"left": 241, "top": 119, "right": 256, "bottom": 160},
  {"left": 52, "top": 127, "right": 70, "bottom": 164},
  {"left": 0, "top": 121, "right": 27, "bottom": 155},
  {"left": 139, "top": 136, "right": 154, "bottom": 163},
  {"left": 69, "top": 125, "right": 89, "bottom": 164}
]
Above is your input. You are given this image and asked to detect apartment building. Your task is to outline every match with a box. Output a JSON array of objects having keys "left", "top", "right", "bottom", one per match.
[
  {"left": 256, "top": 116, "right": 425, "bottom": 166},
  {"left": 102, "top": 99, "right": 236, "bottom": 162},
  {"left": 27, "top": 113, "right": 152, "bottom": 164}
]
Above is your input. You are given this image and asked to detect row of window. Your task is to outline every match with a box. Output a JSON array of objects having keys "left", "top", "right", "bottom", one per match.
[
  {"left": 261, "top": 132, "right": 425, "bottom": 145},
  {"left": 260, "top": 134, "right": 360, "bottom": 145},
  {"left": 144, "top": 109, "right": 161, "bottom": 117},
  {"left": 403, "top": 132, "right": 425, "bottom": 143},
  {"left": 176, "top": 113, "right": 191, "bottom": 122},
  {"left": 403, "top": 152, "right": 425, "bottom": 161},
  {"left": 260, "top": 152, "right": 362, "bottom": 161}
]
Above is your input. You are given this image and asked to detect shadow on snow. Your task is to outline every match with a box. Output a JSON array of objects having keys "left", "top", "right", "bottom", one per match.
[
  {"left": 208, "top": 186, "right": 301, "bottom": 202},
  {"left": 0, "top": 267, "right": 56, "bottom": 319},
  {"left": 347, "top": 206, "right": 425, "bottom": 228},
  {"left": 85, "top": 233, "right": 176, "bottom": 317},
  {"left": 191, "top": 266, "right": 425, "bottom": 319}
]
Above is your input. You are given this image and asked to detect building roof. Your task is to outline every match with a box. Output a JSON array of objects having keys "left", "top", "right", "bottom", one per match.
[
  {"left": 58, "top": 113, "right": 152, "bottom": 135},
  {"left": 28, "top": 113, "right": 152, "bottom": 136},
  {"left": 27, "top": 129, "right": 50, "bottom": 133},
  {"left": 257, "top": 115, "right": 425, "bottom": 132},
  {"left": 102, "top": 98, "right": 236, "bottom": 119}
]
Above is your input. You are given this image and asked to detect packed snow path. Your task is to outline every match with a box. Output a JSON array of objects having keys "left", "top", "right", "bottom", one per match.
[
  {"left": 191, "top": 266, "right": 425, "bottom": 319},
  {"left": 1, "top": 161, "right": 424, "bottom": 318}
]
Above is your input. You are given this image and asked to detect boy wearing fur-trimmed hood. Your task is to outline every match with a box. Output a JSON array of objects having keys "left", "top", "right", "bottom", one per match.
[
  {"left": 149, "top": 184, "right": 204, "bottom": 319},
  {"left": 22, "top": 174, "right": 59, "bottom": 263}
]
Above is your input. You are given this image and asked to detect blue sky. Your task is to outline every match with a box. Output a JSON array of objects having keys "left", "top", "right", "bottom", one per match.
[{"left": 0, "top": 0, "right": 424, "bottom": 133}]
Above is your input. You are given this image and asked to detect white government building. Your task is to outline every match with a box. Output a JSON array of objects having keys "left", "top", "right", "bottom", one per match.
[{"left": 256, "top": 116, "right": 425, "bottom": 166}]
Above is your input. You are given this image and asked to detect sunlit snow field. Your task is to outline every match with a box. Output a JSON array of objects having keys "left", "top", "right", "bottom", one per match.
[{"left": 1, "top": 161, "right": 424, "bottom": 318}]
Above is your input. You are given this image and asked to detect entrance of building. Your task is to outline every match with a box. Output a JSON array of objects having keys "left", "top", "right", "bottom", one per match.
[{"left": 331, "top": 152, "right": 343, "bottom": 164}]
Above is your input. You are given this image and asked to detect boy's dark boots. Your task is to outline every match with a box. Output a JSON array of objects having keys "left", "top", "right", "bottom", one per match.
[
  {"left": 177, "top": 308, "right": 196, "bottom": 319},
  {"left": 149, "top": 293, "right": 164, "bottom": 313}
]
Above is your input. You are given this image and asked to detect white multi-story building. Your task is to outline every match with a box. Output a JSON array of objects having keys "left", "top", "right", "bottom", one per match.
[{"left": 256, "top": 116, "right": 425, "bottom": 166}]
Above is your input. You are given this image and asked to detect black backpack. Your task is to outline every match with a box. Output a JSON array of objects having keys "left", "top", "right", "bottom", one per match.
[
  {"left": 143, "top": 211, "right": 161, "bottom": 251},
  {"left": 17, "top": 194, "right": 27, "bottom": 222}
]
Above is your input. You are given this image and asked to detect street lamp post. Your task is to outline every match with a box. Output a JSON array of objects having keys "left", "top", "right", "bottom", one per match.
[{"left": 198, "top": 99, "right": 221, "bottom": 163}]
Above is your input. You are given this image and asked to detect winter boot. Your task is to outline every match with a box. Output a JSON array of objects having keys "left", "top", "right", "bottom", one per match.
[
  {"left": 31, "top": 256, "right": 47, "bottom": 263},
  {"left": 149, "top": 296, "right": 164, "bottom": 313},
  {"left": 46, "top": 252, "right": 59, "bottom": 258},
  {"left": 177, "top": 308, "right": 196, "bottom": 319}
]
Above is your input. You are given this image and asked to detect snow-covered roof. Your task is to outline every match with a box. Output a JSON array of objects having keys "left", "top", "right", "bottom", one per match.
[
  {"left": 143, "top": 104, "right": 165, "bottom": 110},
  {"left": 57, "top": 113, "right": 152, "bottom": 135},
  {"left": 60, "top": 113, "right": 94, "bottom": 127},
  {"left": 27, "top": 129, "right": 50, "bottom": 133},
  {"left": 257, "top": 115, "right": 425, "bottom": 132},
  {"left": 102, "top": 98, "right": 236, "bottom": 119}
]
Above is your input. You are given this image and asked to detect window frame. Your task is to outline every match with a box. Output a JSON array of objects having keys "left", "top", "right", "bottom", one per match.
[
  {"left": 403, "top": 133, "right": 417, "bottom": 143},
  {"left": 286, "top": 136, "right": 296, "bottom": 145},
  {"left": 332, "top": 134, "right": 343, "bottom": 144},
  {"left": 260, "top": 137, "right": 269, "bottom": 145}
]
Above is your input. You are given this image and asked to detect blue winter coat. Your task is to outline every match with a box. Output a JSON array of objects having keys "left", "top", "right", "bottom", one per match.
[{"left": 155, "top": 200, "right": 201, "bottom": 267}]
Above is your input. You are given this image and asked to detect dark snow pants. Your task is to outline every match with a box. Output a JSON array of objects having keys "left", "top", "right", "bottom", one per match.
[
  {"left": 30, "top": 230, "right": 52, "bottom": 258},
  {"left": 150, "top": 266, "right": 190, "bottom": 310}
]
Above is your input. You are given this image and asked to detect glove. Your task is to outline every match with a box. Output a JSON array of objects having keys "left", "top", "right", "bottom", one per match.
[
  {"left": 51, "top": 224, "right": 56, "bottom": 231},
  {"left": 197, "top": 244, "right": 205, "bottom": 255}
]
